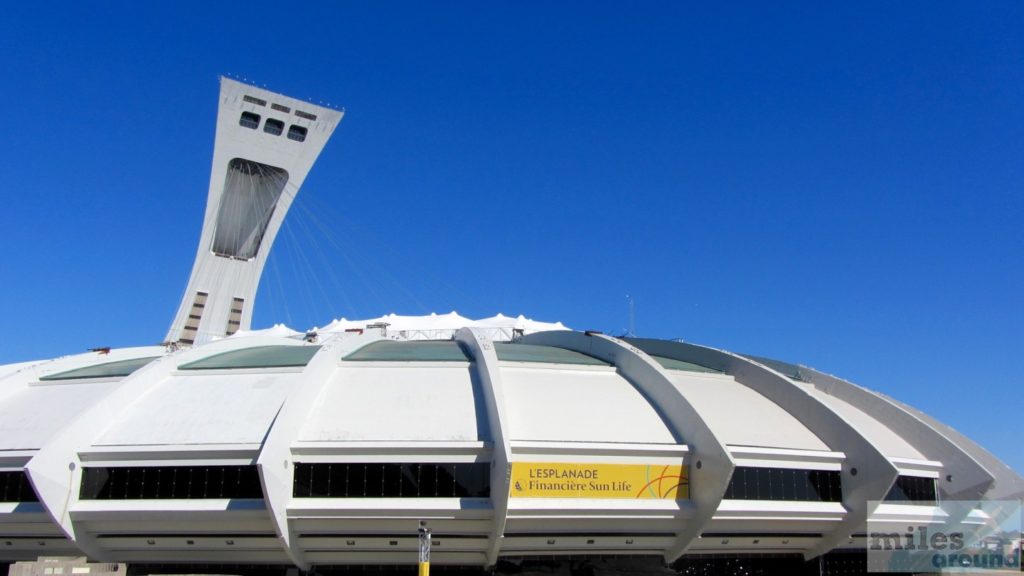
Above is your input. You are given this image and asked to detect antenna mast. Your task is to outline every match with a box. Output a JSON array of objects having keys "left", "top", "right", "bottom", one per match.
[{"left": 626, "top": 294, "right": 636, "bottom": 337}]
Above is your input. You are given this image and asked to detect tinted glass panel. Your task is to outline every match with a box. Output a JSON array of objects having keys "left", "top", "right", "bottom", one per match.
[
  {"left": 740, "top": 354, "right": 806, "bottom": 381},
  {"left": 80, "top": 466, "right": 263, "bottom": 500},
  {"left": 0, "top": 471, "right": 39, "bottom": 502},
  {"left": 884, "top": 475, "right": 937, "bottom": 504},
  {"left": 287, "top": 125, "right": 307, "bottom": 142},
  {"left": 239, "top": 112, "right": 260, "bottom": 129},
  {"left": 722, "top": 467, "right": 842, "bottom": 502},
  {"left": 343, "top": 341, "right": 470, "bottom": 362},
  {"left": 293, "top": 463, "right": 489, "bottom": 498},
  {"left": 622, "top": 338, "right": 723, "bottom": 373},
  {"left": 493, "top": 343, "right": 609, "bottom": 366},
  {"left": 39, "top": 356, "right": 159, "bottom": 381},
  {"left": 264, "top": 118, "right": 284, "bottom": 136},
  {"left": 179, "top": 345, "right": 320, "bottom": 370},
  {"left": 648, "top": 355, "right": 721, "bottom": 373}
]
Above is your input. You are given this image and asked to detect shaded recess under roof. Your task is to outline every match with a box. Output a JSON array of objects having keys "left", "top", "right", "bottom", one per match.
[
  {"left": 343, "top": 340, "right": 471, "bottom": 362},
  {"left": 178, "top": 345, "right": 320, "bottom": 370},
  {"left": 39, "top": 357, "right": 159, "bottom": 381},
  {"left": 493, "top": 342, "right": 609, "bottom": 366}
]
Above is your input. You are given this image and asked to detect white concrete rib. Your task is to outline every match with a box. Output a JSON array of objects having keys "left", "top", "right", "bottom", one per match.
[
  {"left": 625, "top": 338, "right": 899, "bottom": 559},
  {"left": 24, "top": 336, "right": 307, "bottom": 561},
  {"left": 256, "top": 332, "right": 383, "bottom": 569},
  {"left": 455, "top": 328, "right": 513, "bottom": 567},
  {"left": 518, "top": 331, "right": 736, "bottom": 563},
  {"left": 796, "top": 365, "right": 995, "bottom": 501}
]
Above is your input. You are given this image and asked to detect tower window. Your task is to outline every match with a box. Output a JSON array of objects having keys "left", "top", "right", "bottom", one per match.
[
  {"left": 239, "top": 112, "right": 260, "bottom": 129},
  {"left": 287, "top": 125, "right": 307, "bottom": 142},
  {"left": 226, "top": 297, "right": 244, "bottom": 335},
  {"left": 264, "top": 118, "right": 284, "bottom": 136},
  {"left": 179, "top": 291, "right": 208, "bottom": 345}
]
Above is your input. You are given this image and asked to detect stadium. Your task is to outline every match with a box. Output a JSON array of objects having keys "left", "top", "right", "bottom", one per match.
[{"left": 0, "top": 79, "right": 1020, "bottom": 576}]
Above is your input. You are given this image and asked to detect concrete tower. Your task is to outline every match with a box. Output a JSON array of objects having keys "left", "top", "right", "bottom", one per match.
[{"left": 166, "top": 78, "right": 342, "bottom": 345}]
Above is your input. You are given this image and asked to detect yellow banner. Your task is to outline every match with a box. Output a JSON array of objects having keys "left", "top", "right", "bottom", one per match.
[{"left": 509, "top": 462, "right": 688, "bottom": 500}]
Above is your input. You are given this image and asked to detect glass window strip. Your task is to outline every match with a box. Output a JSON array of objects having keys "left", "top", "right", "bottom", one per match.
[
  {"left": 292, "top": 463, "right": 490, "bottom": 498},
  {"left": 723, "top": 466, "right": 843, "bottom": 502},
  {"left": 884, "top": 475, "right": 938, "bottom": 504},
  {"left": 0, "top": 471, "right": 40, "bottom": 503},
  {"left": 80, "top": 466, "right": 263, "bottom": 500}
]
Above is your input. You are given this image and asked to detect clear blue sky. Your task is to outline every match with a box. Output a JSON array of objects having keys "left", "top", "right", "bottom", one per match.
[{"left": 1, "top": 3, "right": 1021, "bottom": 473}]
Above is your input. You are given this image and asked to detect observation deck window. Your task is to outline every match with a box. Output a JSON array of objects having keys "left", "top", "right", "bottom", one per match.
[
  {"left": 239, "top": 111, "right": 260, "bottom": 129},
  {"left": 287, "top": 124, "right": 307, "bottom": 142},
  {"left": 264, "top": 118, "right": 284, "bottom": 136}
]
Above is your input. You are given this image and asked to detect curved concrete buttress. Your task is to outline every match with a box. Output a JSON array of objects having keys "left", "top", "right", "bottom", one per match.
[
  {"left": 878, "top": 392, "right": 1024, "bottom": 502},
  {"left": 796, "top": 366, "right": 996, "bottom": 501},
  {"left": 626, "top": 338, "right": 899, "bottom": 560},
  {"left": 519, "top": 331, "right": 735, "bottom": 563},
  {"left": 25, "top": 335, "right": 311, "bottom": 561},
  {"left": 256, "top": 332, "right": 384, "bottom": 570},
  {"left": 455, "top": 328, "right": 513, "bottom": 567}
]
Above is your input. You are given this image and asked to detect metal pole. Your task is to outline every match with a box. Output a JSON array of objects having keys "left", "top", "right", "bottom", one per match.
[{"left": 418, "top": 523, "right": 431, "bottom": 576}]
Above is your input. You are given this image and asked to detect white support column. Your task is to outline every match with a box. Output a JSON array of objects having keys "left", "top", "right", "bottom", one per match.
[
  {"left": 626, "top": 338, "right": 899, "bottom": 559},
  {"left": 519, "top": 331, "right": 735, "bottom": 563},
  {"left": 256, "top": 332, "right": 384, "bottom": 570},
  {"left": 454, "top": 328, "right": 513, "bottom": 567}
]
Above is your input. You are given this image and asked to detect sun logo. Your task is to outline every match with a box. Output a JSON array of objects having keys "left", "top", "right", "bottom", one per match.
[{"left": 636, "top": 465, "right": 688, "bottom": 499}]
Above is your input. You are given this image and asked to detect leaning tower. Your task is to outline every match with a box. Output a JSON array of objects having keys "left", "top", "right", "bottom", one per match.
[{"left": 166, "top": 78, "right": 342, "bottom": 345}]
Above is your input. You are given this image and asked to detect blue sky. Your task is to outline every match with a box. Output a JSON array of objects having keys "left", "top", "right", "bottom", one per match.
[{"left": 0, "top": 3, "right": 1021, "bottom": 473}]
